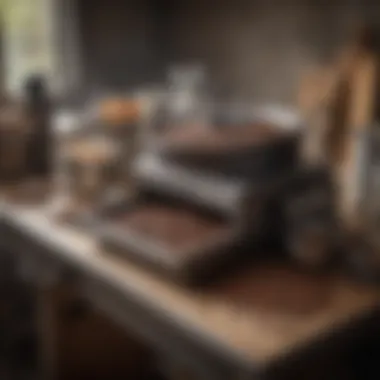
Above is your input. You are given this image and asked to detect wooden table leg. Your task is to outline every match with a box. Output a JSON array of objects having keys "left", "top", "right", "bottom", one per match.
[
  {"left": 36, "top": 283, "right": 153, "bottom": 380},
  {"left": 36, "top": 284, "right": 59, "bottom": 380}
]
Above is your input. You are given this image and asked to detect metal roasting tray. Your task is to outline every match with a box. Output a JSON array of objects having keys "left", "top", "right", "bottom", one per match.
[
  {"left": 132, "top": 151, "right": 297, "bottom": 220},
  {"left": 90, "top": 192, "right": 269, "bottom": 285},
  {"left": 154, "top": 104, "right": 301, "bottom": 177}
]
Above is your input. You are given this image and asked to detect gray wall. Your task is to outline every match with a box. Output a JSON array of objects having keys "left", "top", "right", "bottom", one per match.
[
  {"left": 74, "top": 0, "right": 379, "bottom": 105},
  {"left": 76, "top": 0, "right": 173, "bottom": 97},
  {"left": 172, "top": 0, "right": 379, "bottom": 104}
]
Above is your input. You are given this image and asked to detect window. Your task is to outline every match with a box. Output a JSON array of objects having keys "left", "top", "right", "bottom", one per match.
[{"left": 2, "top": 0, "right": 57, "bottom": 95}]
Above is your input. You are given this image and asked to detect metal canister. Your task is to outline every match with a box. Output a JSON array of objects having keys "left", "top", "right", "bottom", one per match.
[{"left": 23, "top": 75, "right": 52, "bottom": 179}]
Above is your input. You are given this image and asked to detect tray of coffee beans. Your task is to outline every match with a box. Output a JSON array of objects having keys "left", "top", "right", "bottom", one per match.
[
  {"left": 155, "top": 110, "right": 300, "bottom": 178},
  {"left": 94, "top": 192, "right": 257, "bottom": 284}
]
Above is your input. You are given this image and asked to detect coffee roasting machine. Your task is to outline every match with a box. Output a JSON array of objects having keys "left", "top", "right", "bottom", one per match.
[{"left": 3, "top": 29, "right": 380, "bottom": 289}]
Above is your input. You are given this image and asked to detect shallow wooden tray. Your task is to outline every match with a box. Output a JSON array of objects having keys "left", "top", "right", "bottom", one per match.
[{"left": 92, "top": 193, "right": 261, "bottom": 285}]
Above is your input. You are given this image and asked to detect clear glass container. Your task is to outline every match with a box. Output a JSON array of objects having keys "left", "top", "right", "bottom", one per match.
[{"left": 166, "top": 64, "right": 210, "bottom": 128}]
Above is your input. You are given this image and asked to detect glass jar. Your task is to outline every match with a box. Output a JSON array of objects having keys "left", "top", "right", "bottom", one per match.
[{"left": 166, "top": 65, "right": 209, "bottom": 128}]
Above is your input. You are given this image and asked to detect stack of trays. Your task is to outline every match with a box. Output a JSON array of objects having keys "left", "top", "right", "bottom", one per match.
[{"left": 92, "top": 113, "right": 301, "bottom": 284}]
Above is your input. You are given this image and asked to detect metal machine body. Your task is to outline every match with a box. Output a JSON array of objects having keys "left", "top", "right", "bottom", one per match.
[{"left": 92, "top": 111, "right": 300, "bottom": 284}]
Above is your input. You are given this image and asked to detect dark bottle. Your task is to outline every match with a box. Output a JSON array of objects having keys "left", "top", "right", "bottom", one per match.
[{"left": 23, "top": 75, "right": 52, "bottom": 178}]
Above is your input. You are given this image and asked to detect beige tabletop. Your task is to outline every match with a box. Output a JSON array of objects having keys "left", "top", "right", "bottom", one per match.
[{"left": 2, "top": 203, "right": 380, "bottom": 370}]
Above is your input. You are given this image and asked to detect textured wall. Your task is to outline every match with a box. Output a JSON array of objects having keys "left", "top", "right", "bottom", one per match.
[
  {"left": 76, "top": 0, "right": 171, "bottom": 96},
  {"left": 75, "top": 0, "right": 379, "bottom": 104},
  {"left": 172, "top": 0, "right": 376, "bottom": 104}
]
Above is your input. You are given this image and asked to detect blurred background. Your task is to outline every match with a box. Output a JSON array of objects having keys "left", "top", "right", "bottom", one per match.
[
  {"left": 2, "top": 1, "right": 380, "bottom": 380},
  {"left": 0, "top": 0, "right": 378, "bottom": 103}
]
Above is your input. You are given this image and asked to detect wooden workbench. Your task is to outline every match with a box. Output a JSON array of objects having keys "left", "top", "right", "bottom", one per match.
[{"left": 2, "top": 203, "right": 380, "bottom": 379}]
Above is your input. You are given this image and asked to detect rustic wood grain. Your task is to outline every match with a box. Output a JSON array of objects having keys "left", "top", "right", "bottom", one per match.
[
  {"left": 3, "top": 205, "right": 380, "bottom": 368},
  {"left": 338, "top": 50, "right": 378, "bottom": 230},
  {"left": 297, "top": 28, "right": 380, "bottom": 233}
]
